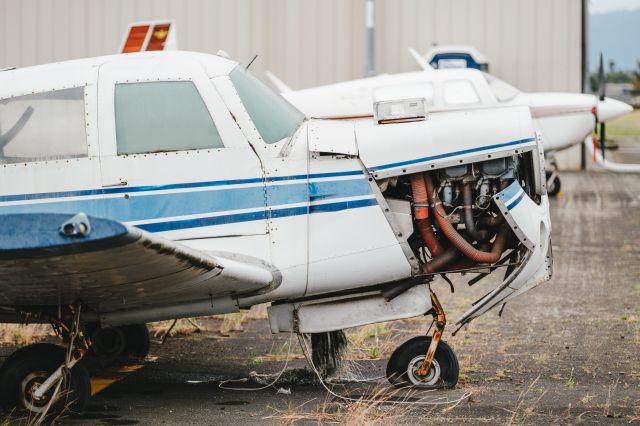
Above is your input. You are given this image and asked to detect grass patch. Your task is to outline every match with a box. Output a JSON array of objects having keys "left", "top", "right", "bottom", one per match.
[
  {"left": 149, "top": 304, "right": 270, "bottom": 338},
  {"left": 565, "top": 368, "right": 576, "bottom": 389},
  {"left": 251, "top": 340, "right": 305, "bottom": 364},
  {"left": 532, "top": 353, "right": 550, "bottom": 366},
  {"left": 487, "top": 368, "right": 509, "bottom": 382},
  {"left": 345, "top": 323, "right": 399, "bottom": 360},
  {"left": 606, "top": 109, "right": 640, "bottom": 138}
]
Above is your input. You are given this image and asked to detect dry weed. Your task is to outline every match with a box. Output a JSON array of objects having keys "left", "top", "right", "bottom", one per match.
[
  {"left": 264, "top": 383, "right": 421, "bottom": 425},
  {"left": 0, "top": 324, "right": 53, "bottom": 346},
  {"left": 148, "top": 318, "right": 205, "bottom": 339},
  {"left": 148, "top": 304, "right": 270, "bottom": 338},
  {"left": 506, "top": 375, "right": 546, "bottom": 425},
  {"left": 346, "top": 323, "right": 401, "bottom": 360}
]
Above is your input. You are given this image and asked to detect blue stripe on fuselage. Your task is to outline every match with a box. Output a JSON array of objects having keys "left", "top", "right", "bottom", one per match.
[
  {"left": 0, "top": 170, "right": 365, "bottom": 203},
  {"left": 136, "top": 198, "right": 379, "bottom": 233},
  {"left": 0, "top": 178, "right": 374, "bottom": 224}
]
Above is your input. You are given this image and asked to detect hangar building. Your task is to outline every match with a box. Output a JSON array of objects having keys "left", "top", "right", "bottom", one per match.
[{"left": 0, "top": 0, "right": 587, "bottom": 167}]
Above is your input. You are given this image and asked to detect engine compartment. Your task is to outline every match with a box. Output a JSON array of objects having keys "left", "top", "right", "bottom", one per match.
[{"left": 380, "top": 152, "right": 541, "bottom": 279}]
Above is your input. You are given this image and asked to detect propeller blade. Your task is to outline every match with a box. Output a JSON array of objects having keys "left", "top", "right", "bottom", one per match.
[
  {"left": 600, "top": 122, "right": 606, "bottom": 160},
  {"left": 598, "top": 53, "right": 605, "bottom": 101}
]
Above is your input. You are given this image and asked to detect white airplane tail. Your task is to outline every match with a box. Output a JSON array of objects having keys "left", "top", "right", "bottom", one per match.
[
  {"left": 265, "top": 71, "right": 293, "bottom": 94},
  {"left": 120, "top": 20, "right": 177, "bottom": 54},
  {"left": 408, "top": 47, "right": 435, "bottom": 73}
]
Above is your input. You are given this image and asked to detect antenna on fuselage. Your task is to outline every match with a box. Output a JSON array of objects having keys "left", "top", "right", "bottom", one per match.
[{"left": 246, "top": 54, "right": 259, "bottom": 70}]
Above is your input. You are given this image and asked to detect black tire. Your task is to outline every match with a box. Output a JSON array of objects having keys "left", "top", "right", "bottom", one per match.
[
  {"left": 90, "top": 326, "right": 127, "bottom": 359},
  {"left": 386, "top": 336, "right": 459, "bottom": 389},
  {"left": 120, "top": 324, "right": 150, "bottom": 359},
  {"left": 0, "top": 343, "right": 91, "bottom": 415},
  {"left": 546, "top": 172, "right": 561, "bottom": 197}
]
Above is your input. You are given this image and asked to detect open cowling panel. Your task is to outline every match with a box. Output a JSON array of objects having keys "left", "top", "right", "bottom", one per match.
[{"left": 356, "top": 107, "right": 552, "bottom": 324}]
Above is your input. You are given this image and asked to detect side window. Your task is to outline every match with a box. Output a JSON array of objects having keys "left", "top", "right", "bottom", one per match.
[
  {"left": 0, "top": 87, "right": 87, "bottom": 164},
  {"left": 115, "top": 81, "right": 223, "bottom": 155},
  {"left": 443, "top": 80, "right": 481, "bottom": 106}
]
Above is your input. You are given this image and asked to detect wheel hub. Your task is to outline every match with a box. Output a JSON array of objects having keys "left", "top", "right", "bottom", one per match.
[
  {"left": 407, "top": 355, "right": 441, "bottom": 387},
  {"left": 20, "top": 371, "right": 56, "bottom": 413}
]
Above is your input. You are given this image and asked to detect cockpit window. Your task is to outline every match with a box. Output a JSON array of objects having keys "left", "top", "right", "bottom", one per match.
[
  {"left": 229, "top": 66, "right": 305, "bottom": 144},
  {"left": 0, "top": 87, "right": 87, "bottom": 164},
  {"left": 482, "top": 72, "right": 520, "bottom": 102},
  {"left": 115, "top": 81, "right": 224, "bottom": 155}
]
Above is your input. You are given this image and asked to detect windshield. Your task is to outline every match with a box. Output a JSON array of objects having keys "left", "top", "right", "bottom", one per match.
[
  {"left": 482, "top": 72, "right": 520, "bottom": 102},
  {"left": 230, "top": 66, "right": 305, "bottom": 144}
]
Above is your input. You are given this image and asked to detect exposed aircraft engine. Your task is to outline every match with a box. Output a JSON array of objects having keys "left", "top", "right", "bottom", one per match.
[{"left": 380, "top": 153, "right": 540, "bottom": 279}]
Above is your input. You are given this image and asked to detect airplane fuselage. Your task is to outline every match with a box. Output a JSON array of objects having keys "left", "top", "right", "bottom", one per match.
[{"left": 279, "top": 67, "right": 630, "bottom": 155}]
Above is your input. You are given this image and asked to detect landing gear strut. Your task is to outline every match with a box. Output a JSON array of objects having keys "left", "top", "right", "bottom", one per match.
[
  {"left": 0, "top": 306, "right": 92, "bottom": 416},
  {"left": 386, "top": 290, "right": 459, "bottom": 389}
]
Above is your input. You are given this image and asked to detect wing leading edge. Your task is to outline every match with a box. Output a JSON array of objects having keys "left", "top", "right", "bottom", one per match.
[{"left": 0, "top": 213, "right": 278, "bottom": 323}]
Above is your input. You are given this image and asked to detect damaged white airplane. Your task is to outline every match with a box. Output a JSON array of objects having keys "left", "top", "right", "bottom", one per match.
[{"left": 0, "top": 50, "right": 551, "bottom": 414}]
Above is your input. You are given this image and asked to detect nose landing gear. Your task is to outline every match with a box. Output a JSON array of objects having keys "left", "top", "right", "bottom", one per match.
[
  {"left": 546, "top": 170, "right": 562, "bottom": 197},
  {"left": 386, "top": 290, "right": 459, "bottom": 389}
]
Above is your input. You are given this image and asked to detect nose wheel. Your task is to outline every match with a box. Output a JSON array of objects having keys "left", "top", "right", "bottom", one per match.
[
  {"left": 386, "top": 289, "right": 459, "bottom": 389},
  {"left": 386, "top": 336, "right": 459, "bottom": 389}
]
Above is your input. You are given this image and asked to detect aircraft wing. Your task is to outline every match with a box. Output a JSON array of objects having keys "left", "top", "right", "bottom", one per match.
[{"left": 0, "top": 213, "right": 278, "bottom": 324}]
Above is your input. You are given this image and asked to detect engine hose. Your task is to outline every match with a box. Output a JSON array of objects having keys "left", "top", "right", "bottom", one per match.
[
  {"left": 463, "top": 182, "right": 490, "bottom": 242},
  {"left": 424, "top": 173, "right": 510, "bottom": 264},
  {"left": 423, "top": 246, "right": 459, "bottom": 273},
  {"left": 426, "top": 235, "right": 493, "bottom": 273},
  {"left": 410, "top": 174, "right": 443, "bottom": 257}
]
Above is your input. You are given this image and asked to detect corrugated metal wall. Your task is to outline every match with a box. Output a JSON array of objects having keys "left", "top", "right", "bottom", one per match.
[
  {"left": 0, "top": 0, "right": 584, "bottom": 167},
  {"left": 376, "top": 0, "right": 584, "bottom": 92},
  {"left": 1, "top": 0, "right": 582, "bottom": 93}
]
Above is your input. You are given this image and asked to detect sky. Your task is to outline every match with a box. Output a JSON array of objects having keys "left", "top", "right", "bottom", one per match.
[
  {"left": 588, "top": 0, "right": 640, "bottom": 71},
  {"left": 589, "top": 0, "right": 640, "bottom": 14}
]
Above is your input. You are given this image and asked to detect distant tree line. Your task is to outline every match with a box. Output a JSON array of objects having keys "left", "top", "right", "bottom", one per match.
[{"left": 590, "top": 60, "right": 640, "bottom": 93}]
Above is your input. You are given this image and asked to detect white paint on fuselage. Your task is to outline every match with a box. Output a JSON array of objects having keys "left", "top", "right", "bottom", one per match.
[{"left": 277, "top": 67, "right": 633, "bottom": 155}]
